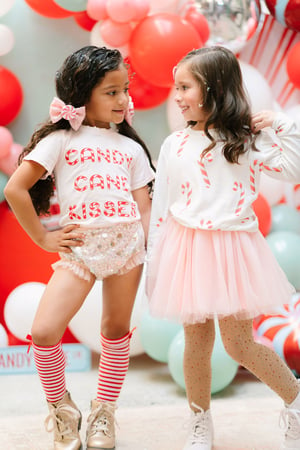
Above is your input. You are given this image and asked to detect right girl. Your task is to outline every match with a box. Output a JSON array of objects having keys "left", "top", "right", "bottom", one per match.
[{"left": 146, "top": 46, "right": 300, "bottom": 450}]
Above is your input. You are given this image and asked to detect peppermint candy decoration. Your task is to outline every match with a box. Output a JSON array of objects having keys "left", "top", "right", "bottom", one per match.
[{"left": 254, "top": 292, "right": 300, "bottom": 375}]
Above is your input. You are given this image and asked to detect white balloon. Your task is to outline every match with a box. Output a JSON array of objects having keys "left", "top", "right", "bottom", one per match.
[
  {"left": 240, "top": 61, "right": 274, "bottom": 113},
  {"left": 0, "top": 0, "right": 15, "bottom": 17},
  {"left": 90, "top": 21, "right": 129, "bottom": 58},
  {"left": 69, "top": 275, "right": 146, "bottom": 356},
  {"left": 150, "top": 0, "right": 179, "bottom": 13},
  {"left": 4, "top": 282, "right": 46, "bottom": 341},
  {"left": 259, "top": 173, "right": 286, "bottom": 206},
  {"left": 285, "top": 104, "right": 300, "bottom": 129},
  {"left": 0, "top": 324, "right": 8, "bottom": 347},
  {"left": 129, "top": 267, "right": 148, "bottom": 356},
  {"left": 0, "top": 24, "right": 14, "bottom": 56},
  {"left": 69, "top": 281, "right": 102, "bottom": 353}
]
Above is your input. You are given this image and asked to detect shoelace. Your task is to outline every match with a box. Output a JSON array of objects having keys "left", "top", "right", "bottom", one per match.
[
  {"left": 87, "top": 403, "right": 117, "bottom": 437},
  {"left": 45, "top": 403, "right": 80, "bottom": 438},
  {"left": 187, "top": 403, "right": 211, "bottom": 445},
  {"left": 280, "top": 408, "right": 300, "bottom": 440}
]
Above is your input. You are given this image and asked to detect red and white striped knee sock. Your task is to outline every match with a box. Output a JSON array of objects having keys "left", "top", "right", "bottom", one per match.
[
  {"left": 97, "top": 331, "right": 132, "bottom": 403},
  {"left": 32, "top": 340, "right": 66, "bottom": 403}
]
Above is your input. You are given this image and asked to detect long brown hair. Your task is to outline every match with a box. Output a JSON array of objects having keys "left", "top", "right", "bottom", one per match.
[
  {"left": 177, "top": 46, "right": 258, "bottom": 163},
  {"left": 20, "top": 46, "right": 155, "bottom": 215}
]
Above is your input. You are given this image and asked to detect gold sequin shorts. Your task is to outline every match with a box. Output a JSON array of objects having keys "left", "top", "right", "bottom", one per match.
[{"left": 52, "top": 221, "right": 145, "bottom": 281}]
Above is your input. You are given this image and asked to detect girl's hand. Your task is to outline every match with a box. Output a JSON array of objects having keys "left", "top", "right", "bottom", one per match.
[
  {"left": 40, "top": 224, "right": 84, "bottom": 253},
  {"left": 251, "top": 110, "right": 276, "bottom": 133}
]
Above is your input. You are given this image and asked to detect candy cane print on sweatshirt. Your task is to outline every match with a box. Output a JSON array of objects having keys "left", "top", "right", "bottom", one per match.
[
  {"left": 199, "top": 218, "right": 214, "bottom": 229},
  {"left": 250, "top": 159, "right": 263, "bottom": 194},
  {"left": 197, "top": 152, "right": 213, "bottom": 188},
  {"left": 181, "top": 181, "right": 192, "bottom": 207},
  {"left": 233, "top": 181, "right": 245, "bottom": 215},
  {"left": 177, "top": 133, "right": 189, "bottom": 157}
]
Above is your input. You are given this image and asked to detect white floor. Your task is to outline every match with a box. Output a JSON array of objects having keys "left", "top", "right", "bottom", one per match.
[{"left": 0, "top": 353, "right": 286, "bottom": 449}]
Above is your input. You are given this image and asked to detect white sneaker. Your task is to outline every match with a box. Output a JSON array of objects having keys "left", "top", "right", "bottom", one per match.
[
  {"left": 280, "top": 389, "right": 300, "bottom": 449},
  {"left": 183, "top": 405, "right": 213, "bottom": 450}
]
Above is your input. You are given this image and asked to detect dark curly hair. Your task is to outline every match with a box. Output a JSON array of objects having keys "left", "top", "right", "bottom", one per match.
[
  {"left": 177, "top": 46, "right": 258, "bottom": 163},
  {"left": 19, "top": 45, "right": 155, "bottom": 215}
]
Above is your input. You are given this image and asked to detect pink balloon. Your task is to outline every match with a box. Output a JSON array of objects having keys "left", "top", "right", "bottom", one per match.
[
  {"left": 0, "top": 142, "right": 23, "bottom": 175},
  {"left": 107, "top": 0, "right": 138, "bottom": 23},
  {"left": 100, "top": 19, "right": 133, "bottom": 47},
  {"left": 133, "top": 0, "right": 150, "bottom": 20},
  {"left": 86, "top": 0, "right": 108, "bottom": 20},
  {"left": 0, "top": 126, "right": 13, "bottom": 159}
]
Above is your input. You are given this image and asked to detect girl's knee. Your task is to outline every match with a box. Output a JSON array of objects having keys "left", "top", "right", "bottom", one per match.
[{"left": 31, "top": 324, "right": 61, "bottom": 346}]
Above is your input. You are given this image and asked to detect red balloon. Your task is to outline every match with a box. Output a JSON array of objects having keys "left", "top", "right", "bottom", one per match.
[
  {"left": 286, "top": 42, "right": 300, "bottom": 89},
  {"left": 183, "top": 8, "right": 210, "bottom": 44},
  {"left": 0, "top": 202, "right": 78, "bottom": 344},
  {"left": 253, "top": 193, "right": 272, "bottom": 236},
  {"left": 74, "top": 11, "right": 97, "bottom": 31},
  {"left": 24, "top": 0, "right": 73, "bottom": 18},
  {"left": 129, "top": 13, "right": 202, "bottom": 88},
  {"left": 0, "top": 66, "right": 23, "bottom": 126},
  {"left": 125, "top": 58, "right": 171, "bottom": 109},
  {"left": 265, "top": 0, "right": 300, "bottom": 32}
]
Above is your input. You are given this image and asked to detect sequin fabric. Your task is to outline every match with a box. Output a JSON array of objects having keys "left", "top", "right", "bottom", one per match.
[{"left": 52, "top": 221, "right": 145, "bottom": 281}]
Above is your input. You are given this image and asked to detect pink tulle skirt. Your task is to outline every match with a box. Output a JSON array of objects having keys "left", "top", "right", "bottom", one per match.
[{"left": 146, "top": 218, "right": 295, "bottom": 324}]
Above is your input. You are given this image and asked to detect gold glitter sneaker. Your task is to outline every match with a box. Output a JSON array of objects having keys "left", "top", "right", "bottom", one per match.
[
  {"left": 86, "top": 400, "right": 116, "bottom": 449},
  {"left": 45, "top": 390, "right": 82, "bottom": 450}
]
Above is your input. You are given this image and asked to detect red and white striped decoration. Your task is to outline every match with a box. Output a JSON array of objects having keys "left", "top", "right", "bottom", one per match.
[{"left": 239, "top": 14, "right": 300, "bottom": 109}]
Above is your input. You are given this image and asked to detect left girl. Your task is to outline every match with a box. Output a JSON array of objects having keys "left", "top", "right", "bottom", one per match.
[{"left": 4, "top": 45, "right": 155, "bottom": 450}]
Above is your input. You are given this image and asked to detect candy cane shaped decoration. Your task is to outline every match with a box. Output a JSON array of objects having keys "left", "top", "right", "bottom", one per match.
[
  {"left": 197, "top": 152, "right": 213, "bottom": 188},
  {"left": 177, "top": 133, "right": 189, "bottom": 157},
  {"left": 233, "top": 181, "right": 245, "bottom": 215},
  {"left": 181, "top": 181, "right": 192, "bottom": 207}
]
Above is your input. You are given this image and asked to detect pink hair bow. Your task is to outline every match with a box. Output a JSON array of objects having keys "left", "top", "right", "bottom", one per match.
[
  {"left": 125, "top": 95, "right": 134, "bottom": 126},
  {"left": 49, "top": 97, "right": 85, "bottom": 131}
]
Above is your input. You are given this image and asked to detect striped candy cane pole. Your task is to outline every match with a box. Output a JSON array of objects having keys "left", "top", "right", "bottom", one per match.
[
  {"left": 181, "top": 181, "right": 192, "bottom": 207},
  {"left": 177, "top": 133, "right": 189, "bottom": 157},
  {"left": 197, "top": 152, "right": 213, "bottom": 188},
  {"left": 233, "top": 181, "right": 245, "bottom": 215}
]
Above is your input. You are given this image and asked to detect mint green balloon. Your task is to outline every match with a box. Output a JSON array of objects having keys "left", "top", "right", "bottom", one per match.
[
  {"left": 53, "top": 0, "right": 87, "bottom": 12},
  {"left": 0, "top": 171, "right": 8, "bottom": 202},
  {"left": 271, "top": 205, "right": 300, "bottom": 234},
  {"left": 266, "top": 231, "right": 300, "bottom": 290},
  {"left": 168, "top": 322, "right": 239, "bottom": 394},
  {"left": 140, "top": 311, "right": 182, "bottom": 363}
]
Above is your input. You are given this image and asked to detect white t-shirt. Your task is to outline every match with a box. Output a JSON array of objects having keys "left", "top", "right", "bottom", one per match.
[
  {"left": 25, "top": 125, "right": 155, "bottom": 227},
  {"left": 148, "top": 112, "right": 300, "bottom": 253}
]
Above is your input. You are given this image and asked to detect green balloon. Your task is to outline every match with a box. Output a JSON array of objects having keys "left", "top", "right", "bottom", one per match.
[
  {"left": 271, "top": 204, "right": 300, "bottom": 234},
  {"left": 53, "top": 0, "right": 87, "bottom": 12},
  {"left": 168, "top": 323, "right": 239, "bottom": 394},
  {"left": 140, "top": 311, "right": 182, "bottom": 363},
  {"left": 0, "top": 171, "right": 8, "bottom": 203},
  {"left": 266, "top": 231, "right": 300, "bottom": 290}
]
